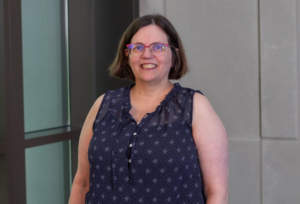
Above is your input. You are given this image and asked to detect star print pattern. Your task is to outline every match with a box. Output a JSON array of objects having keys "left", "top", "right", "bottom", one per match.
[{"left": 86, "top": 83, "right": 206, "bottom": 204}]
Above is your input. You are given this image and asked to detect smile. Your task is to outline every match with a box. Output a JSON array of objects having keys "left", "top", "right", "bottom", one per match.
[{"left": 141, "top": 64, "right": 157, "bottom": 69}]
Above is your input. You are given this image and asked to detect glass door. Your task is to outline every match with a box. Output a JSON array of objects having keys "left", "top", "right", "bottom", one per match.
[{"left": 21, "top": 1, "right": 71, "bottom": 203}]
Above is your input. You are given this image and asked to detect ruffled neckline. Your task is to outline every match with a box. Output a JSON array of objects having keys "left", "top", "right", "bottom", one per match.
[{"left": 125, "top": 83, "right": 181, "bottom": 114}]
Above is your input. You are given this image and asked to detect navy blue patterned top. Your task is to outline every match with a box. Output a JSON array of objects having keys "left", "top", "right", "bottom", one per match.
[{"left": 86, "top": 83, "right": 206, "bottom": 204}]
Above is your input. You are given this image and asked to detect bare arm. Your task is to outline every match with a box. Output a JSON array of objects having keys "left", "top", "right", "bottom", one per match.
[
  {"left": 68, "top": 94, "right": 104, "bottom": 204},
  {"left": 192, "top": 93, "right": 228, "bottom": 204}
]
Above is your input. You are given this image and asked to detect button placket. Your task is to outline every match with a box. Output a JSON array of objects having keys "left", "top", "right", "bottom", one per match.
[
  {"left": 128, "top": 122, "right": 141, "bottom": 183},
  {"left": 128, "top": 113, "right": 151, "bottom": 184},
  {"left": 127, "top": 126, "right": 138, "bottom": 164}
]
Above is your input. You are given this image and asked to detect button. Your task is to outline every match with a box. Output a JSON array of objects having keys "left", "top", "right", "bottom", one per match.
[
  {"left": 129, "top": 144, "right": 132, "bottom": 147},
  {"left": 133, "top": 132, "right": 137, "bottom": 136},
  {"left": 128, "top": 159, "right": 131, "bottom": 163}
]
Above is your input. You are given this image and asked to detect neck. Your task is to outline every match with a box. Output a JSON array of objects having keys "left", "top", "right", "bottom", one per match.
[{"left": 131, "top": 80, "right": 174, "bottom": 98}]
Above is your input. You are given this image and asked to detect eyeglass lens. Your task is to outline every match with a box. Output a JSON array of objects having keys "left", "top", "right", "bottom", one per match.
[{"left": 128, "top": 43, "right": 168, "bottom": 55}]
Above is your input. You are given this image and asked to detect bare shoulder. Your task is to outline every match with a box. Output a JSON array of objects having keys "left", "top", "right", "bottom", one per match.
[
  {"left": 72, "top": 94, "right": 106, "bottom": 187},
  {"left": 78, "top": 93, "right": 105, "bottom": 158},
  {"left": 93, "top": 93, "right": 105, "bottom": 111},
  {"left": 91, "top": 94, "right": 105, "bottom": 115},
  {"left": 192, "top": 91, "right": 227, "bottom": 147},
  {"left": 80, "top": 94, "right": 105, "bottom": 135},
  {"left": 192, "top": 92, "right": 228, "bottom": 197},
  {"left": 193, "top": 92, "right": 210, "bottom": 112},
  {"left": 192, "top": 92, "right": 219, "bottom": 124}
]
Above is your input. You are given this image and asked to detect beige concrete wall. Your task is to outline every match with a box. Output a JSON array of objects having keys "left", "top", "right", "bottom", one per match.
[
  {"left": 140, "top": 0, "right": 299, "bottom": 203},
  {"left": 260, "top": 1, "right": 300, "bottom": 203}
]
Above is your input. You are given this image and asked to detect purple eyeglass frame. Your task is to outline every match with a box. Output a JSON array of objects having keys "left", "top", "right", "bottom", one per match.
[{"left": 126, "top": 43, "right": 169, "bottom": 50}]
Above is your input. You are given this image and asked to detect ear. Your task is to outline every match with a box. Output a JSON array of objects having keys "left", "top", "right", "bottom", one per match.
[
  {"left": 125, "top": 49, "right": 131, "bottom": 66},
  {"left": 125, "top": 49, "right": 129, "bottom": 57}
]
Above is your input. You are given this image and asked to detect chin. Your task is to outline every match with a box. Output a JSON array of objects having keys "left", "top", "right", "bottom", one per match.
[{"left": 138, "top": 75, "right": 158, "bottom": 82}]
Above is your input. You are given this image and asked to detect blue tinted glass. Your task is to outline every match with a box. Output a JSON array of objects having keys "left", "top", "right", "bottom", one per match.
[
  {"left": 134, "top": 44, "right": 144, "bottom": 51},
  {"left": 25, "top": 141, "right": 71, "bottom": 204},
  {"left": 22, "top": 0, "right": 69, "bottom": 133},
  {"left": 152, "top": 44, "right": 164, "bottom": 52}
]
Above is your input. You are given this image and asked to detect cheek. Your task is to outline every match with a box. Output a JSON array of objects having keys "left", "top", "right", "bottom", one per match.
[
  {"left": 128, "top": 56, "right": 138, "bottom": 66},
  {"left": 161, "top": 53, "right": 173, "bottom": 68}
]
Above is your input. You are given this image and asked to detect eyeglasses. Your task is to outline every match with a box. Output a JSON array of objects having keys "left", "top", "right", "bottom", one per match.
[{"left": 126, "top": 43, "right": 170, "bottom": 56}]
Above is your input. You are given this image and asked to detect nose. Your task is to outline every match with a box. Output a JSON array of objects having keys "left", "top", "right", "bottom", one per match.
[{"left": 141, "top": 47, "right": 153, "bottom": 58}]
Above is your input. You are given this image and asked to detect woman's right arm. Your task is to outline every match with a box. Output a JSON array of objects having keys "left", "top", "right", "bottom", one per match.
[{"left": 68, "top": 94, "right": 105, "bottom": 204}]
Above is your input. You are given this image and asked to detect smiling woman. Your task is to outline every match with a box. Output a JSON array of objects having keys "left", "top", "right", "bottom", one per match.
[
  {"left": 125, "top": 25, "right": 173, "bottom": 84},
  {"left": 109, "top": 14, "right": 188, "bottom": 82},
  {"left": 69, "top": 14, "right": 228, "bottom": 204}
]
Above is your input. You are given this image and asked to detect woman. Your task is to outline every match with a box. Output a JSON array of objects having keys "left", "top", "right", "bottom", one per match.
[{"left": 69, "top": 14, "right": 228, "bottom": 204}]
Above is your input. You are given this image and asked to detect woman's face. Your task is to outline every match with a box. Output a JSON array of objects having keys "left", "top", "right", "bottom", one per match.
[{"left": 127, "top": 24, "right": 173, "bottom": 84}]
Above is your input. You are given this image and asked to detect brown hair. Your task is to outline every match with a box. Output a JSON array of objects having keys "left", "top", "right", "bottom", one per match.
[{"left": 108, "top": 14, "right": 188, "bottom": 81}]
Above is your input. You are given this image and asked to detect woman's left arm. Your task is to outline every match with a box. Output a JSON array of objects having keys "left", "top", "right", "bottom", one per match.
[{"left": 192, "top": 92, "right": 228, "bottom": 204}]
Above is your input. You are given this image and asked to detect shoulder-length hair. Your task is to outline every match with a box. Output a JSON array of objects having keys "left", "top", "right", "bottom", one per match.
[{"left": 108, "top": 14, "right": 188, "bottom": 81}]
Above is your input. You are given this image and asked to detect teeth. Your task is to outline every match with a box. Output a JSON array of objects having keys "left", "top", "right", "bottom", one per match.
[{"left": 141, "top": 64, "right": 157, "bottom": 69}]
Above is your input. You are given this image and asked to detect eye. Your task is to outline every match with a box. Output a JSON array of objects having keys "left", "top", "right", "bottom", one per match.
[
  {"left": 152, "top": 44, "right": 165, "bottom": 52},
  {"left": 134, "top": 44, "right": 144, "bottom": 52}
]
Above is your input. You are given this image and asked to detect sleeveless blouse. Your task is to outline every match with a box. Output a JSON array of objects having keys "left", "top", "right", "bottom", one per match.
[{"left": 86, "top": 83, "right": 206, "bottom": 204}]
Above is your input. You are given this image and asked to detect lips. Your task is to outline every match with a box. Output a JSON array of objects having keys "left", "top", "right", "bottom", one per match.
[{"left": 141, "top": 64, "right": 157, "bottom": 69}]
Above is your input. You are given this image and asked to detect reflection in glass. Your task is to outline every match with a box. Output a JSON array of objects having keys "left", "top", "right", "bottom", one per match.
[
  {"left": 0, "top": 154, "right": 9, "bottom": 204},
  {"left": 21, "top": 0, "right": 69, "bottom": 133},
  {"left": 0, "top": 0, "right": 6, "bottom": 140},
  {"left": 25, "top": 141, "right": 71, "bottom": 204}
]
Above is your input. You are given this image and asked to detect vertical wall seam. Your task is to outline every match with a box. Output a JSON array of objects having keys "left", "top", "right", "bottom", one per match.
[
  {"left": 257, "top": 0, "right": 263, "bottom": 204},
  {"left": 295, "top": 0, "right": 299, "bottom": 139},
  {"left": 138, "top": 0, "right": 141, "bottom": 16}
]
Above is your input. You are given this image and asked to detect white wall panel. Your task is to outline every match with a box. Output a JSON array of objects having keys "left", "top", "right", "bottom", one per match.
[
  {"left": 260, "top": 0, "right": 298, "bottom": 138},
  {"left": 140, "top": 0, "right": 165, "bottom": 16},
  {"left": 228, "top": 139, "right": 261, "bottom": 204},
  {"left": 262, "top": 140, "right": 300, "bottom": 204},
  {"left": 166, "top": 0, "right": 259, "bottom": 139}
]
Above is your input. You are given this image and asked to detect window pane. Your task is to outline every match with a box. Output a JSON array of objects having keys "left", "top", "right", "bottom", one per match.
[
  {"left": 0, "top": 0, "right": 6, "bottom": 141},
  {"left": 0, "top": 154, "right": 9, "bottom": 204},
  {"left": 25, "top": 141, "right": 71, "bottom": 204},
  {"left": 21, "top": 0, "right": 69, "bottom": 133}
]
